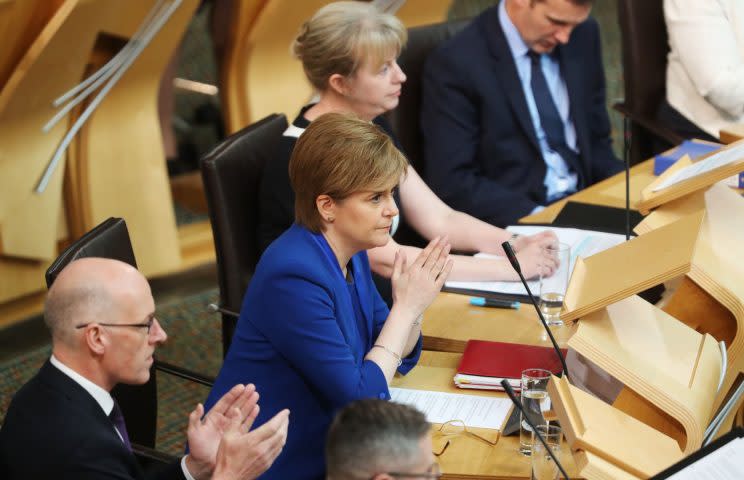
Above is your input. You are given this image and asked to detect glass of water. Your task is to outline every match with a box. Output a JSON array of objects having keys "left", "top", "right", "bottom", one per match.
[
  {"left": 519, "top": 368, "right": 552, "bottom": 455},
  {"left": 539, "top": 242, "right": 570, "bottom": 326},
  {"left": 531, "top": 424, "right": 562, "bottom": 480}
]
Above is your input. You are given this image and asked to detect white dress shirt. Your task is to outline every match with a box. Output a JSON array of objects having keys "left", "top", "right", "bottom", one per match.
[{"left": 49, "top": 355, "right": 196, "bottom": 480}]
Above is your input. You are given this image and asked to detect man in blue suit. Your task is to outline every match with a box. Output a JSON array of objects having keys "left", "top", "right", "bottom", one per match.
[{"left": 421, "top": 0, "right": 622, "bottom": 227}]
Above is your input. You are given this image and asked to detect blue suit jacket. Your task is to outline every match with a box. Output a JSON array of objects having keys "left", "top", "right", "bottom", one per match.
[
  {"left": 203, "top": 224, "right": 422, "bottom": 480},
  {"left": 421, "top": 6, "right": 621, "bottom": 226}
]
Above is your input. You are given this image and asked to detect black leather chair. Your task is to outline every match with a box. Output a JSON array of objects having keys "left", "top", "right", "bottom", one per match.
[
  {"left": 201, "top": 113, "right": 289, "bottom": 355},
  {"left": 45, "top": 217, "right": 214, "bottom": 466},
  {"left": 614, "top": 0, "right": 683, "bottom": 165},
  {"left": 384, "top": 19, "right": 470, "bottom": 248},
  {"left": 386, "top": 18, "right": 470, "bottom": 177}
]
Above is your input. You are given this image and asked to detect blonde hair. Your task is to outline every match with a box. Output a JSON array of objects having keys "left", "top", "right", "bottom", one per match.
[
  {"left": 292, "top": 1, "right": 407, "bottom": 91},
  {"left": 289, "top": 112, "right": 408, "bottom": 232}
]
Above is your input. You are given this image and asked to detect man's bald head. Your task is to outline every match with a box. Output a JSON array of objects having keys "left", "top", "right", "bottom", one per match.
[{"left": 44, "top": 258, "right": 147, "bottom": 346}]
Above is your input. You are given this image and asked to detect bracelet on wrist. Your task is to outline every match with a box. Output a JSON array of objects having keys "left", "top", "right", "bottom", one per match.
[{"left": 373, "top": 344, "right": 402, "bottom": 367}]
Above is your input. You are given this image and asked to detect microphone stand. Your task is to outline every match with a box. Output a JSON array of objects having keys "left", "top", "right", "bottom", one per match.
[
  {"left": 501, "top": 380, "right": 571, "bottom": 479},
  {"left": 624, "top": 116, "right": 631, "bottom": 241},
  {"left": 502, "top": 242, "right": 569, "bottom": 381}
]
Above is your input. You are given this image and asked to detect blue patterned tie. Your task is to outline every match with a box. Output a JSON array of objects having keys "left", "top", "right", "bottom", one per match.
[
  {"left": 528, "top": 50, "right": 578, "bottom": 170},
  {"left": 109, "top": 400, "right": 132, "bottom": 451}
]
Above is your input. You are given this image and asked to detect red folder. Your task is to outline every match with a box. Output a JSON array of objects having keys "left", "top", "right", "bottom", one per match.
[{"left": 454, "top": 340, "right": 567, "bottom": 391}]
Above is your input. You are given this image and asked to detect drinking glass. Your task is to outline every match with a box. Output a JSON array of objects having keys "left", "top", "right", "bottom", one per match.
[
  {"left": 519, "top": 368, "right": 552, "bottom": 455},
  {"left": 531, "top": 425, "right": 562, "bottom": 480},
  {"left": 539, "top": 242, "right": 570, "bottom": 326}
]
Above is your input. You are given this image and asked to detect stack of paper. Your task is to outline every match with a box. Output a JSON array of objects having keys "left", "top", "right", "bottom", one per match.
[
  {"left": 444, "top": 225, "right": 628, "bottom": 298},
  {"left": 389, "top": 387, "right": 512, "bottom": 430}
]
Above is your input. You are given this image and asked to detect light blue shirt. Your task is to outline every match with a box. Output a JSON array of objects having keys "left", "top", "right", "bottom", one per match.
[{"left": 498, "top": 0, "right": 578, "bottom": 203}]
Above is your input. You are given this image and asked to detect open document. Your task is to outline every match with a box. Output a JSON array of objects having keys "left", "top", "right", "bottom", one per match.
[
  {"left": 664, "top": 436, "right": 744, "bottom": 479},
  {"left": 653, "top": 142, "right": 744, "bottom": 192},
  {"left": 390, "top": 387, "right": 512, "bottom": 430},
  {"left": 444, "top": 225, "right": 627, "bottom": 297}
]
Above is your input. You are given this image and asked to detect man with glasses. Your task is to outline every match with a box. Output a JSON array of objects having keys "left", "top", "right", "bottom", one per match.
[
  {"left": 326, "top": 399, "right": 441, "bottom": 480},
  {"left": 0, "top": 257, "right": 289, "bottom": 480}
]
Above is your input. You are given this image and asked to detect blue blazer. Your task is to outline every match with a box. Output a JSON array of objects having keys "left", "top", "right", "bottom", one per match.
[
  {"left": 203, "top": 224, "right": 422, "bottom": 480},
  {"left": 421, "top": 6, "right": 622, "bottom": 226}
]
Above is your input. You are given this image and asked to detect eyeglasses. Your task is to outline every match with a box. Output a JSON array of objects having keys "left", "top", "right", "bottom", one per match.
[
  {"left": 75, "top": 315, "right": 156, "bottom": 335},
  {"left": 375, "top": 461, "right": 442, "bottom": 479},
  {"left": 432, "top": 420, "right": 500, "bottom": 457}
]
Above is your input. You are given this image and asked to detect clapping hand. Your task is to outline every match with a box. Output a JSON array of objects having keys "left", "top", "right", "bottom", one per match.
[
  {"left": 184, "top": 384, "right": 260, "bottom": 479},
  {"left": 391, "top": 236, "right": 454, "bottom": 318},
  {"left": 212, "top": 408, "right": 290, "bottom": 480}
]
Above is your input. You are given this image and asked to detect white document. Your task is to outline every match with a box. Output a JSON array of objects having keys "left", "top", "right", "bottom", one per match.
[
  {"left": 667, "top": 437, "right": 744, "bottom": 479},
  {"left": 444, "top": 225, "right": 627, "bottom": 296},
  {"left": 653, "top": 143, "right": 744, "bottom": 192},
  {"left": 389, "top": 387, "right": 512, "bottom": 430}
]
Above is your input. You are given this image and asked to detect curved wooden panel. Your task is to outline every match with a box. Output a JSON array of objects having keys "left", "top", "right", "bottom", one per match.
[
  {"left": 221, "top": 0, "right": 453, "bottom": 133},
  {"left": 0, "top": 0, "right": 198, "bottom": 305},
  {"left": 0, "top": 0, "right": 66, "bottom": 88}
]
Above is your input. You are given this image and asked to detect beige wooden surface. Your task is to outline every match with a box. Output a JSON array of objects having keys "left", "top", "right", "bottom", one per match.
[
  {"left": 549, "top": 376, "right": 683, "bottom": 479},
  {"left": 560, "top": 210, "right": 704, "bottom": 322},
  {"left": 0, "top": 0, "right": 84, "bottom": 259},
  {"left": 395, "top": 350, "right": 579, "bottom": 480},
  {"left": 77, "top": 0, "right": 199, "bottom": 278},
  {"left": 570, "top": 295, "right": 721, "bottom": 454},
  {"left": 0, "top": 0, "right": 199, "bottom": 316},
  {"left": 633, "top": 184, "right": 744, "bottom": 433},
  {"left": 422, "top": 293, "right": 575, "bottom": 353}
]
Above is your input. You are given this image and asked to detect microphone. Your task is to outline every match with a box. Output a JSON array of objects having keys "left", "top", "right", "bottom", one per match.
[
  {"left": 501, "top": 379, "right": 571, "bottom": 480},
  {"left": 501, "top": 241, "right": 569, "bottom": 381},
  {"left": 623, "top": 115, "right": 631, "bottom": 241}
]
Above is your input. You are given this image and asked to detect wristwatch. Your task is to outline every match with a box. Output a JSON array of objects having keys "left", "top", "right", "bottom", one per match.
[{"left": 507, "top": 233, "right": 520, "bottom": 248}]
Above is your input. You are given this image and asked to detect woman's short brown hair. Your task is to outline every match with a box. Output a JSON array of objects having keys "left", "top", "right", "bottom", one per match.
[
  {"left": 289, "top": 112, "right": 408, "bottom": 232},
  {"left": 292, "top": 1, "right": 407, "bottom": 91}
]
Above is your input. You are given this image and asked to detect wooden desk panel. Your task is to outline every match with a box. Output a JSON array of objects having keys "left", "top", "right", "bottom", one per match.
[
  {"left": 394, "top": 351, "right": 578, "bottom": 479},
  {"left": 423, "top": 293, "right": 575, "bottom": 353}
]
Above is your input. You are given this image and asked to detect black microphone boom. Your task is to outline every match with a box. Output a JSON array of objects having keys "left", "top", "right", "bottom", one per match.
[
  {"left": 624, "top": 116, "right": 631, "bottom": 241},
  {"left": 501, "top": 379, "right": 570, "bottom": 480},
  {"left": 501, "top": 241, "right": 569, "bottom": 382}
]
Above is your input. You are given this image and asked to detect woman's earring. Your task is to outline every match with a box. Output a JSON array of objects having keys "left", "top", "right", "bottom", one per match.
[{"left": 327, "top": 216, "right": 335, "bottom": 222}]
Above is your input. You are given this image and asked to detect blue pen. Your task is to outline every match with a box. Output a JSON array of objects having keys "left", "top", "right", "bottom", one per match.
[{"left": 469, "top": 297, "right": 520, "bottom": 310}]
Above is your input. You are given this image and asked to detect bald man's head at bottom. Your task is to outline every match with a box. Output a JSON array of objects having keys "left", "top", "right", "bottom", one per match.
[{"left": 45, "top": 258, "right": 167, "bottom": 391}]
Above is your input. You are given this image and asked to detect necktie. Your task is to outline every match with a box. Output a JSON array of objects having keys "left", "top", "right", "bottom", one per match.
[
  {"left": 527, "top": 50, "right": 578, "bottom": 170},
  {"left": 109, "top": 400, "right": 133, "bottom": 451}
]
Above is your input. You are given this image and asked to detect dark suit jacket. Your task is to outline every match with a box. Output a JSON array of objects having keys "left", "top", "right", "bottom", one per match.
[
  {"left": 0, "top": 360, "right": 184, "bottom": 480},
  {"left": 421, "top": 5, "right": 622, "bottom": 226},
  {"left": 204, "top": 223, "right": 422, "bottom": 480}
]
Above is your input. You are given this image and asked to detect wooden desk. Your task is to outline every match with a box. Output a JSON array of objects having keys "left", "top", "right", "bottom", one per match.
[
  {"left": 422, "top": 293, "right": 575, "bottom": 353},
  {"left": 394, "top": 351, "right": 578, "bottom": 479},
  {"left": 422, "top": 161, "right": 657, "bottom": 353}
]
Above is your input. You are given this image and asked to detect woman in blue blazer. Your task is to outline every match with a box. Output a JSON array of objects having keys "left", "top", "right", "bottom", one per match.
[{"left": 203, "top": 113, "right": 453, "bottom": 480}]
